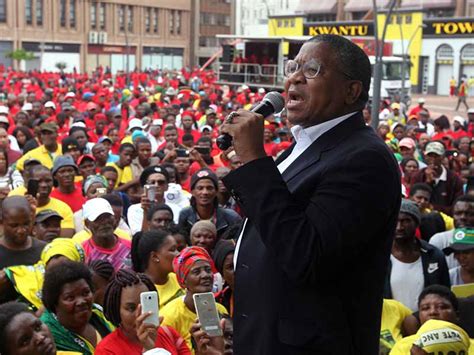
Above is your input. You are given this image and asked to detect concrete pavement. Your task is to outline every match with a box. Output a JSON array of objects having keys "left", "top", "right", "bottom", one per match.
[{"left": 410, "top": 93, "right": 473, "bottom": 119}]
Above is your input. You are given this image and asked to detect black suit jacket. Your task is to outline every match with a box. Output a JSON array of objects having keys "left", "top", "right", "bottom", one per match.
[{"left": 222, "top": 112, "right": 401, "bottom": 355}]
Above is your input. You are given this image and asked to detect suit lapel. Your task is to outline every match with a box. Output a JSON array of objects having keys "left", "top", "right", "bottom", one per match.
[
  {"left": 274, "top": 142, "right": 295, "bottom": 165},
  {"left": 282, "top": 112, "right": 365, "bottom": 183}
]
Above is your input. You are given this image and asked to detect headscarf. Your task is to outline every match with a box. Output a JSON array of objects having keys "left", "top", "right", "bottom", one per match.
[
  {"left": 173, "top": 246, "right": 214, "bottom": 288},
  {"left": 212, "top": 239, "right": 235, "bottom": 274},
  {"left": 4, "top": 239, "right": 85, "bottom": 309},
  {"left": 82, "top": 174, "right": 108, "bottom": 195},
  {"left": 40, "top": 238, "right": 86, "bottom": 265},
  {"left": 190, "top": 220, "right": 217, "bottom": 238}
]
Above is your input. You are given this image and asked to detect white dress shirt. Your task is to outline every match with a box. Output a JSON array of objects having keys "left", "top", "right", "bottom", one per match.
[{"left": 234, "top": 111, "right": 358, "bottom": 267}]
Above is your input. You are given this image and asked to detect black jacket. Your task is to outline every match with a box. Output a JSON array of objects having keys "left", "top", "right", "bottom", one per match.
[
  {"left": 384, "top": 239, "right": 451, "bottom": 298},
  {"left": 223, "top": 113, "right": 401, "bottom": 355},
  {"left": 178, "top": 205, "right": 242, "bottom": 240}
]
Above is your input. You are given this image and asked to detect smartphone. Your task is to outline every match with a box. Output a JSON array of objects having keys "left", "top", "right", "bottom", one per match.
[
  {"left": 144, "top": 184, "right": 157, "bottom": 201},
  {"left": 195, "top": 146, "right": 211, "bottom": 155},
  {"left": 193, "top": 292, "right": 222, "bottom": 337},
  {"left": 140, "top": 291, "right": 159, "bottom": 327},
  {"left": 176, "top": 148, "right": 189, "bottom": 158},
  {"left": 96, "top": 187, "right": 107, "bottom": 196},
  {"left": 27, "top": 179, "right": 39, "bottom": 197}
]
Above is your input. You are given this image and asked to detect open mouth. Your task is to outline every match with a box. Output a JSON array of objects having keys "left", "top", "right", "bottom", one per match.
[{"left": 287, "top": 91, "right": 304, "bottom": 109}]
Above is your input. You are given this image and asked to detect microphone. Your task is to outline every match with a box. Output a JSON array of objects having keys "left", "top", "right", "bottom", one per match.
[{"left": 216, "top": 91, "right": 285, "bottom": 150}]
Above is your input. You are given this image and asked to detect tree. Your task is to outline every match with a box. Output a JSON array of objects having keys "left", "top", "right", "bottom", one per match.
[
  {"left": 5, "top": 49, "right": 35, "bottom": 68},
  {"left": 55, "top": 61, "right": 67, "bottom": 73}
]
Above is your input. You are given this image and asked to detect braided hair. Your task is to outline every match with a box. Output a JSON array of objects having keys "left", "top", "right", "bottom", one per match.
[
  {"left": 102, "top": 269, "right": 156, "bottom": 326},
  {"left": 131, "top": 230, "right": 173, "bottom": 273},
  {"left": 89, "top": 259, "right": 115, "bottom": 282}
]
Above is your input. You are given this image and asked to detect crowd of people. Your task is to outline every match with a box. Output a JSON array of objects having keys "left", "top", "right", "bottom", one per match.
[{"left": 0, "top": 62, "right": 472, "bottom": 355}]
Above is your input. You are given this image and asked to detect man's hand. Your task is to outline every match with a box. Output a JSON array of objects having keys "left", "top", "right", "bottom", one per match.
[
  {"left": 140, "top": 193, "right": 152, "bottom": 212},
  {"left": 220, "top": 110, "right": 267, "bottom": 165},
  {"left": 190, "top": 319, "right": 225, "bottom": 355}
]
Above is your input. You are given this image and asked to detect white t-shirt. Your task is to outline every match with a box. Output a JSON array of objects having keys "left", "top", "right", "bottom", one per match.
[
  {"left": 390, "top": 254, "right": 424, "bottom": 311},
  {"left": 429, "top": 230, "right": 458, "bottom": 270}
]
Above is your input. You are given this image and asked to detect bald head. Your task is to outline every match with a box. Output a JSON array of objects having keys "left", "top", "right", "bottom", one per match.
[{"left": 2, "top": 196, "right": 31, "bottom": 215}]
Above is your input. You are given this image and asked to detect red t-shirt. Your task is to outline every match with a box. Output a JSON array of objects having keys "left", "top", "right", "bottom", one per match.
[
  {"left": 50, "top": 187, "right": 86, "bottom": 212},
  {"left": 95, "top": 327, "right": 191, "bottom": 355}
]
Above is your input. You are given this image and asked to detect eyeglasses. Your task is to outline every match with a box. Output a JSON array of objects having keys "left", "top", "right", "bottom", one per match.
[
  {"left": 284, "top": 59, "right": 354, "bottom": 80},
  {"left": 147, "top": 179, "right": 167, "bottom": 186}
]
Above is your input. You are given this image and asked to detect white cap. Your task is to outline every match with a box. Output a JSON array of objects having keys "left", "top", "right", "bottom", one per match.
[
  {"left": 65, "top": 92, "right": 76, "bottom": 99},
  {"left": 151, "top": 119, "right": 163, "bottom": 126},
  {"left": 21, "top": 102, "right": 33, "bottom": 111},
  {"left": 418, "top": 98, "right": 425, "bottom": 104},
  {"left": 128, "top": 118, "right": 144, "bottom": 130},
  {"left": 0, "top": 106, "right": 9, "bottom": 114},
  {"left": 258, "top": 88, "right": 266, "bottom": 94},
  {"left": 453, "top": 116, "right": 465, "bottom": 125},
  {"left": 165, "top": 87, "right": 177, "bottom": 96},
  {"left": 83, "top": 198, "right": 114, "bottom": 222},
  {"left": 468, "top": 108, "right": 474, "bottom": 114},
  {"left": 200, "top": 124, "right": 213, "bottom": 132},
  {"left": 0, "top": 115, "right": 9, "bottom": 124},
  {"left": 71, "top": 121, "right": 86, "bottom": 128},
  {"left": 101, "top": 80, "right": 110, "bottom": 86},
  {"left": 44, "top": 101, "right": 56, "bottom": 109}
]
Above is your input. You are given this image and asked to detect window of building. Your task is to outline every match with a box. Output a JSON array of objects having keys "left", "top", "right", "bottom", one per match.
[
  {"left": 153, "top": 8, "right": 159, "bottom": 33},
  {"left": 60, "top": 0, "right": 66, "bottom": 27},
  {"left": 175, "top": 10, "right": 181, "bottom": 35},
  {"left": 169, "top": 10, "right": 174, "bottom": 35},
  {"left": 127, "top": 5, "right": 133, "bottom": 32},
  {"left": 0, "top": 0, "right": 6, "bottom": 23},
  {"left": 145, "top": 7, "right": 151, "bottom": 33},
  {"left": 405, "top": 14, "right": 412, "bottom": 24},
  {"left": 99, "top": 3, "right": 106, "bottom": 30},
  {"left": 118, "top": 5, "right": 125, "bottom": 31},
  {"left": 396, "top": 15, "right": 402, "bottom": 24},
  {"left": 25, "top": 0, "right": 33, "bottom": 25},
  {"left": 69, "top": 0, "right": 76, "bottom": 28},
  {"left": 426, "top": 8, "right": 455, "bottom": 18},
  {"left": 225, "top": 15, "right": 230, "bottom": 26},
  {"left": 90, "top": 2, "right": 97, "bottom": 29},
  {"left": 36, "top": 0, "right": 43, "bottom": 26}
]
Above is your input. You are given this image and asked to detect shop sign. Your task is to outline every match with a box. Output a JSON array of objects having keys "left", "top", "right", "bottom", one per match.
[
  {"left": 424, "top": 19, "right": 474, "bottom": 37},
  {"left": 304, "top": 21, "right": 373, "bottom": 37}
]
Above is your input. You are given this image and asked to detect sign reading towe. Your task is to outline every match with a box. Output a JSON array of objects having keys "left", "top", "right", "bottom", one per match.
[{"left": 424, "top": 18, "right": 474, "bottom": 37}]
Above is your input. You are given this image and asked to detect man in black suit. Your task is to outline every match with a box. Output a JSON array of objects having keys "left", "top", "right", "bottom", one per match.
[{"left": 221, "top": 35, "right": 401, "bottom": 354}]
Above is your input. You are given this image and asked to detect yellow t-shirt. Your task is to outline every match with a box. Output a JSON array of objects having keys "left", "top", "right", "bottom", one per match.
[
  {"left": 16, "top": 145, "right": 62, "bottom": 171},
  {"left": 390, "top": 319, "right": 473, "bottom": 355},
  {"left": 36, "top": 198, "right": 75, "bottom": 230},
  {"left": 155, "top": 273, "right": 185, "bottom": 309},
  {"left": 57, "top": 352, "right": 83, "bottom": 355},
  {"left": 8, "top": 185, "right": 27, "bottom": 196},
  {"left": 161, "top": 297, "right": 228, "bottom": 352},
  {"left": 72, "top": 228, "right": 131, "bottom": 243},
  {"left": 106, "top": 162, "right": 133, "bottom": 187},
  {"left": 380, "top": 299, "right": 412, "bottom": 349}
]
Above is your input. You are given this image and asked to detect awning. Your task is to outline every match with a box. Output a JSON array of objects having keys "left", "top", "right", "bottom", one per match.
[
  {"left": 296, "top": 0, "right": 337, "bottom": 14},
  {"left": 401, "top": 0, "right": 455, "bottom": 8},
  {"left": 345, "top": 0, "right": 390, "bottom": 12}
]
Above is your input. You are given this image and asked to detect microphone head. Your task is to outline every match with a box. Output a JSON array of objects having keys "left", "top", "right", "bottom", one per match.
[{"left": 262, "top": 91, "right": 285, "bottom": 114}]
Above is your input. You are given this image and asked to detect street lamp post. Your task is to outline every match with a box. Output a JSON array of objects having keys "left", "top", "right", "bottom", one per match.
[
  {"left": 371, "top": 0, "right": 397, "bottom": 129},
  {"left": 401, "top": 24, "right": 426, "bottom": 102}
]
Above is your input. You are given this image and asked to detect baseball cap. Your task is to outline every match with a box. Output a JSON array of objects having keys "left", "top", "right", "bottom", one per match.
[
  {"left": 52, "top": 155, "right": 78, "bottom": 175},
  {"left": 453, "top": 116, "right": 465, "bottom": 125},
  {"left": 98, "top": 136, "right": 112, "bottom": 144},
  {"left": 22, "top": 103, "right": 33, "bottom": 111},
  {"left": 191, "top": 169, "right": 218, "bottom": 190},
  {"left": 0, "top": 115, "right": 9, "bottom": 124},
  {"left": 87, "top": 102, "right": 99, "bottom": 111},
  {"left": 83, "top": 92, "right": 94, "bottom": 100},
  {"left": 40, "top": 122, "right": 58, "bottom": 133},
  {"left": 205, "top": 108, "right": 216, "bottom": 116},
  {"left": 412, "top": 320, "right": 470, "bottom": 353},
  {"left": 83, "top": 198, "right": 114, "bottom": 222},
  {"left": 35, "top": 209, "right": 63, "bottom": 224},
  {"left": 71, "top": 121, "right": 86, "bottom": 128},
  {"left": 391, "top": 103, "right": 400, "bottom": 110},
  {"left": 0, "top": 106, "right": 9, "bottom": 114},
  {"left": 128, "top": 118, "right": 143, "bottom": 130},
  {"left": 418, "top": 98, "right": 425, "bottom": 104},
  {"left": 399, "top": 199, "right": 421, "bottom": 225},
  {"left": 44, "top": 101, "right": 56, "bottom": 109},
  {"left": 200, "top": 125, "right": 213, "bottom": 133},
  {"left": 77, "top": 154, "right": 95, "bottom": 166},
  {"left": 165, "top": 87, "right": 177, "bottom": 96},
  {"left": 139, "top": 165, "right": 169, "bottom": 187},
  {"left": 151, "top": 119, "right": 163, "bottom": 126},
  {"left": 399, "top": 137, "right": 416, "bottom": 149},
  {"left": 61, "top": 102, "right": 74, "bottom": 111},
  {"left": 65, "top": 92, "right": 76, "bottom": 99},
  {"left": 443, "top": 228, "right": 474, "bottom": 254},
  {"left": 425, "top": 141, "right": 446, "bottom": 156}
]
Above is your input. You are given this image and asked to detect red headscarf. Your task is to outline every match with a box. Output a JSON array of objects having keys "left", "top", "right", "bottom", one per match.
[{"left": 173, "top": 246, "right": 215, "bottom": 288}]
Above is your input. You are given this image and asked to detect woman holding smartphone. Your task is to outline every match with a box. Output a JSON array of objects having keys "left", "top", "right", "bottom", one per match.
[{"left": 96, "top": 269, "right": 191, "bottom": 355}]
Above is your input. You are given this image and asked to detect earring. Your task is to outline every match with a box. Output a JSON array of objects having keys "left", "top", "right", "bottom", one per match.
[{"left": 155, "top": 258, "right": 160, "bottom": 263}]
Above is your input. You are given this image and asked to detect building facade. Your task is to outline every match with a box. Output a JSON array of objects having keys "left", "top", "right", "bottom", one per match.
[
  {"left": 261, "top": 0, "right": 474, "bottom": 95},
  {"left": 0, "top": 0, "right": 192, "bottom": 73},
  {"left": 190, "top": 0, "right": 235, "bottom": 67}
]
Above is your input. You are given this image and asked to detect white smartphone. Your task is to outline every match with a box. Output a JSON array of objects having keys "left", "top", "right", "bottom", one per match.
[
  {"left": 140, "top": 291, "right": 159, "bottom": 327},
  {"left": 193, "top": 292, "right": 222, "bottom": 337}
]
